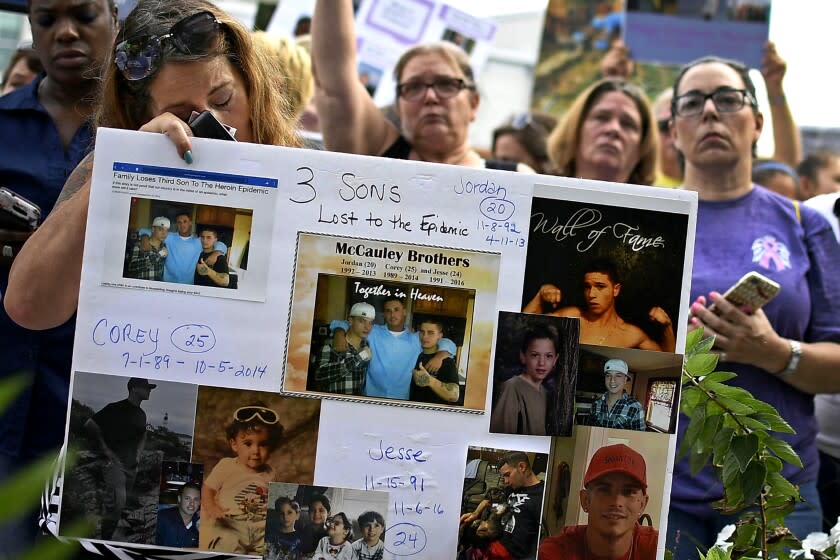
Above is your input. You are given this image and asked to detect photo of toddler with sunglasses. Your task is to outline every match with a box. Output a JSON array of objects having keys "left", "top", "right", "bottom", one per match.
[{"left": 202, "top": 403, "right": 285, "bottom": 554}]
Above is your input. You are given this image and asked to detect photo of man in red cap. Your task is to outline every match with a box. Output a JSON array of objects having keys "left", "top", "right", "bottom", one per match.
[{"left": 539, "top": 443, "right": 658, "bottom": 560}]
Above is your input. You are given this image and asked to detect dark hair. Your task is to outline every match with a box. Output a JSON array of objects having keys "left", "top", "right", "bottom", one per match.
[
  {"left": 308, "top": 494, "right": 331, "bottom": 513},
  {"left": 175, "top": 211, "right": 192, "bottom": 220},
  {"left": 383, "top": 296, "right": 405, "bottom": 309},
  {"left": 27, "top": 0, "right": 116, "bottom": 15},
  {"left": 274, "top": 496, "right": 300, "bottom": 512},
  {"left": 498, "top": 451, "right": 531, "bottom": 472},
  {"left": 418, "top": 317, "right": 445, "bottom": 334},
  {"left": 491, "top": 112, "right": 558, "bottom": 174},
  {"left": 1, "top": 46, "right": 43, "bottom": 90},
  {"left": 798, "top": 150, "right": 840, "bottom": 182},
  {"left": 519, "top": 323, "right": 560, "bottom": 355},
  {"left": 180, "top": 481, "right": 201, "bottom": 495},
  {"left": 671, "top": 56, "right": 759, "bottom": 162},
  {"left": 583, "top": 257, "right": 621, "bottom": 285},
  {"left": 199, "top": 226, "right": 219, "bottom": 238},
  {"left": 225, "top": 401, "right": 284, "bottom": 449},
  {"left": 357, "top": 510, "right": 386, "bottom": 530},
  {"left": 752, "top": 159, "right": 801, "bottom": 198},
  {"left": 95, "top": 0, "right": 299, "bottom": 148},
  {"left": 671, "top": 55, "right": 757, "bottom": 115},
  {"left": 329, "top": 512, "right": 354, "bottom": 541}
]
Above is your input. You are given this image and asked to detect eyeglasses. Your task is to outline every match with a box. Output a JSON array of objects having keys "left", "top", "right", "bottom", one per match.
[
  {"left": 656, "top": 119, "right": 670, "bottom": 134},
  {"left": 396, "top": 77, "right": 474, "bottom": 101},
  {"left": 233, "top": 405, "right": 280, "bottom": 425},
  {"left": 114, "top": 11, "right": 222, "bottom": 81},
  {"left": 672, "top": 87, "right": 755, "bottom": 118}
]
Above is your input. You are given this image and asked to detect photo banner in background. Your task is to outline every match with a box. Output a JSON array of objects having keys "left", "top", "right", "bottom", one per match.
[
  {"left": 623, "top": 0, "right": 770, "bottom": 68},
  {"left": 52, "top": 128, "right": 697, "bottom": 559},
  {"left": 533, "top": 0, "right": 680, "bottom": 116},
  {"left": 354, "top": 0, "right": 498, "bottom": 107}
]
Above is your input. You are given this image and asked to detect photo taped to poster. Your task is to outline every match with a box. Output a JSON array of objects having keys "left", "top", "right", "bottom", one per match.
[
  {"left": 101, "top": 162, "right": 277, "bottom": 301},
  {"left": 522, "top": 195, "right": 689, "bottom": 353},
  {"left": 283, "top": 232, "right": 501, "bottom": 413}
]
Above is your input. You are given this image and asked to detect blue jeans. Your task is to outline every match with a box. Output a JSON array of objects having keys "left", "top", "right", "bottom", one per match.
[{"left": 666, "top": 480, "right": 822, "bottom": 560}]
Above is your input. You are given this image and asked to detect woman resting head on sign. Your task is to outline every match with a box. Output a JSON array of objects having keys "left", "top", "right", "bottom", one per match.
[
  {"left": 665, "top": 55, "right": 840, "bottom": 559},
  {"left": 4, "top": 0, "right": 299, "bottom": 330},
  {"left": 547, "top": 78, "right": 658, "bottom": 185},
  {"left": 311, "top": 0, "right": 530, "bottom": 171}
]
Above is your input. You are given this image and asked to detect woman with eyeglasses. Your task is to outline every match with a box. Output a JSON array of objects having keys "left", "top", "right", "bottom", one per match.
[
  {"left": 5, "top": 0, "right": 299, "bottom": 331},
  {"left": 0, "top": 0, "right": 117, "bottom": 553},
  {"left": 491, "top": 111, "right": 557, "bottom": 174},
  {"left": 311, "top": 0, "right": 529, "bottom": 171},
  {"left": 666, "top": 56, "right": 840, "bottom": 560},
  {"left": 546, "top": 78, "right": 659, "bottom": 185}
]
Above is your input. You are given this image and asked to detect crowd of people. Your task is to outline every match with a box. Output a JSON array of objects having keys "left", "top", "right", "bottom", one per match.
[{"left": 1, "top": 0, "right": 840, "bottom": 558}]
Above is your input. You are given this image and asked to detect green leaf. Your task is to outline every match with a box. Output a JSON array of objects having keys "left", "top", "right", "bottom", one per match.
[
  {"left": 738, "top": 416, "right": 771, "bottom": 432},
  {"left": 723, "top": 472, "right": 744, "bottom": 509},
  {"left": 693, "top": 335, "right": 716, "bottom": 356},
  {"left": 740, "top": 460, "right": 767, "bottom": 506},
  {"left": 715, "top": 395, "right": 756, "bottom": 416},
  {"left": 0, "top": 373, "right": 31, "bottom": 414},
  {"left": 733, "top": 524, "right": 759, "bottom": 550},
  {"left": 765, "top": 439, "right": 803, "bottom": 468},
  {"left": 713, "top": 427, "right": 735, "bottom": 465},
  {"left": 683, "top": 401, "right": 707, "bottom": 451},
  {"left": 722, "top": 453, "right": 741, "bottom": 485},
  {"left": 680, "top": 387, "right": 704, "bottom": 415},
  {"left": 689, "top": 447, "right": 713, "bottom": 475},
  {"left": 702, "top": 371, "right": 738, "bottom": 384},
  {"left": 685, "top": 327, "right": 705, "bottom": 354},
  {"left": 20, "top": 520, "right": 90, "bottom": 560},
  {"left": 699, "top": 414, "right": 723, "bottom": 454},
  {"left": 731, "top": 433, "right": 760, "bottom": 472},
  {"left": 753, "top": 412, "right": 795, "bottom": 434},
  {"left": 0, "top": 452, "right": 58, "bottom": 523},
  {"left": 764, "top": 455, "right": 783, "bottom": 474},
  {"left": 686, "top": 353, "right": 720, "bottom": 376},
  {"left": 766, "top": 472, "right": 800, "bottom": 500},
  {"left": 703, "top": 382, "right": 755, "bottom": 401}
]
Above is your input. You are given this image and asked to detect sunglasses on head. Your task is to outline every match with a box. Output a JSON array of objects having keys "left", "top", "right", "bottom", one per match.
[
  {"left": 114, "top": 11, "right": 222, "bottom": 81},
  {"left": 233, "top": 405, "right": 280, "bottom": 425}
]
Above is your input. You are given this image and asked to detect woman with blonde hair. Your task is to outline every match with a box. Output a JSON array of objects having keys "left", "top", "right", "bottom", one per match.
[
  {"left": 251, "top": 31, "right": 314, "bottom": 120},
  {"left": 547, "top": 78, "right": 658, "bottom": 185},
  {"left": 5, "top": 0, "right": 299, "bottom": 330}
]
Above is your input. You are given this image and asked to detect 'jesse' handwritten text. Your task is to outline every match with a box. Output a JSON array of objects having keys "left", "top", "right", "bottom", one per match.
[{"left": 368, "top": 439, "right": 427, "bottom": 463}]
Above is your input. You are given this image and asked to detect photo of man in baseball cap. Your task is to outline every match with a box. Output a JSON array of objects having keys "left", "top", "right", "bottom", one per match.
[
  {"left": 539, "top": 443, "right": 658, "bottom": 560},
  {"left": 312, "top": 302, "right": 375, "bottom": 396},
  {"left": 586, "top": 359, "right": 646, "bottom": 431}
]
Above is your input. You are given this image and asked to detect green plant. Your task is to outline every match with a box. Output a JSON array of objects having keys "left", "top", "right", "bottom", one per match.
[
  {"left": 0, "top": 372, "right": 87, "bottom": 560},
  {"left": 680, "top": 328, "right": 803, "bottom": 560}
]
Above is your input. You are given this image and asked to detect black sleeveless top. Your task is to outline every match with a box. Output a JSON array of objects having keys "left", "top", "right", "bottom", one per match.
[{"left": 381, "top": 135, "right": 517, "bottom": 171}]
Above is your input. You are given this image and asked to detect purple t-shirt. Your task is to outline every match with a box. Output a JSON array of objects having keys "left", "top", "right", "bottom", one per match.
[{"left": 672, "top": 186, "right": 840, "bottom": 512}]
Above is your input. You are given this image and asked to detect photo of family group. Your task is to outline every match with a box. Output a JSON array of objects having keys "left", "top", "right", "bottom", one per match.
[
  {"left": 457, "top": 446, "right": 548, "bottom": 560},
  {"left": 263, "top": 482, "right": 390, "bottom": 560},
  {"left": 59, "top": 372, "right": 321, "bottom": 554},
  {"left": 105, "top": 196, "right": 270, "bottom": 301},
  {"left": 523, "top": 196, "right": 689, "bottom": 354},
  {"left": 539, "top": 427, "right": 671, "bottom": 560},
  {"left": 299, "top": 273, "right": 476, "bottom": 410},
  {"left": 284, "top": 233, "right": 502, "bottom": 412},
  {"left": 573, "top": 344, "right": 682, "bottom": 434},
  {"left": 489, "top": 312, "right": 580, "bottom": 437}
]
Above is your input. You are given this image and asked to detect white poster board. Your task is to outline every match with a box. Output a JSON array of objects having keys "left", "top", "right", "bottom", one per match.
[{"left": 53, "top": 129, "right": 697, "bottom": 559}]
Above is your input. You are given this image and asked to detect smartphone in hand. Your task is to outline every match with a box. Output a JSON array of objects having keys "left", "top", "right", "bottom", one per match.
[
  {"left": 188, "top": 110, "right": 237, "bottom": 141},
  {"left": 712, "top": 271, "right": 781, "bottom": 315},
  {"left": 0, "top": 187, "right": 41, "bottom": 231}
]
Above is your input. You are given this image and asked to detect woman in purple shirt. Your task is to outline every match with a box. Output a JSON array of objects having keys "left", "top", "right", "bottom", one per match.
[{"left": 666, "top": 56, "right": 840, "bottom": 559}]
